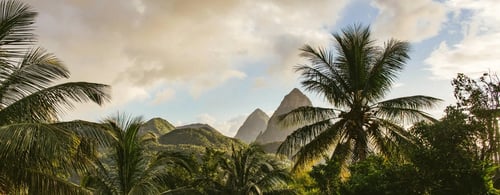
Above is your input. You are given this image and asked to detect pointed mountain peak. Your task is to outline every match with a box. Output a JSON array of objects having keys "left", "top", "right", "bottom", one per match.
[
  {"left": 234, "top": 108, "right": 270, "bottom": 143},
  {"left": 251, "top": 108, "right": 268, "bottom": 116},
  {"left": 283, "top": 88, "right": 309, "bottom": 102},
  {"left": 255, "top": 88, "right": 312, "bottom": 144},
  {"left": 289, "top": 88, "right": 303, "bottom": 95},
  {"left": 275, "top": 88, "right": 312, "bottom": 116}
]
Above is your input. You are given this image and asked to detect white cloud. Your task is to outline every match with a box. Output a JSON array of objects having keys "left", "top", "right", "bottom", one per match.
[
  {"left": 25, "top": 0, "right": 349, "bottom": 119},
  {"left": 196, "top": 114, "right": 217, "bottom": 126},
  {"left": 196, "top": 113, "right": 247, "bottom": 137},
  {"left": 425, "top": 0, "right": 500, "bottom": 79},
  {"left": 371, "top": 0, "right": 447, "bottom": 42}
]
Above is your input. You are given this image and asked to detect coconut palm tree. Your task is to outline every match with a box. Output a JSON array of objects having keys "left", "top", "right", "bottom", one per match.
[
  {"left": 201, "top": 144, "right": 295, "bottom": 195},
  {"left": 0, "top": 0, "right": 110, "bottom": 193},
  {"left": 82, "top": 114, "right": 192, "bottom": 195},
  {"left": 277, "top": 24, "right": 441, "bottom": 171}
]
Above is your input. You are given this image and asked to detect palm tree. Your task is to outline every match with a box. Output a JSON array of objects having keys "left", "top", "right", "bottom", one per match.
[
  {"left": 277, "top": 24, "right": 441, "bottom": 171},
  {"left": 0, "top": 0, "right": 110, "bottom": 193},
  {"left": 82, "top": 114, "right": 192, "bottom": 195},
  {"left": 202, "top": 144, "right": 295, "bottom": 195}
]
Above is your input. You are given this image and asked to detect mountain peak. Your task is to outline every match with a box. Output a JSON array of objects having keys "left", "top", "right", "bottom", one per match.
[
  {"left": 138, "top": 117, "right": 175, "bottom": 136},
  {"left": 289, "top": 88, "right": 302, "bottom": 94},
  {"left": 255, "top": 88, "right": 312, "bottom": 144},
  {"left": 251, "top": 108, "right": 266, "bottom": 115},
  {"left": 234, "top": 108, "right": 270, "bottom": 143}
]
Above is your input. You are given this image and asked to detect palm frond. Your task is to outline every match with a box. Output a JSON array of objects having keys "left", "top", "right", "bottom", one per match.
[
  {"left": 22, "top": 170, "right": 91, "bottom": 194},
  {"left": 277, "top": 119, "right": 333, "bottom": 157},
  {"left": 277, "top": 106, "right": 336, "bottom": 128},
  {"left": 0, "top": 82, "right": 110, "bottom": 123},
  {"left": 289, "top": 120, "right": 347, "bottom": 171},
  {"left": 368, "top": 118, "right": 415, "bottom": 159},
  {"left": 54, "top": 120, "right": 113, "bottom": 148},
  {"left": 0, "top": 47, "right": 68, "bottom": 108},
  {"left": 332, "top": 24, "right": 377, "bottom": 92},
  {"left": 0, "top": 122, "right": 99, "bottom": 193},
  {"left": 0, "top": 122, "right": 80, "bottom": 167},
  {"left": 374, "top": 95, "right": 441, "bottom": 124},
  {"left": 298, "top": 45, "right": 352, "bottom": 106},
  {"left": 364, "top": 39, "right": 410, "bottom": 101},
  {"left": 0, "top": 0, "right": 36, "bottom": 57},
  {"left": 85, "top": 113, "right": 195, "bottom": 194},
  {"left": 376, "top": 95, "right": 442, "bottom": 110}
]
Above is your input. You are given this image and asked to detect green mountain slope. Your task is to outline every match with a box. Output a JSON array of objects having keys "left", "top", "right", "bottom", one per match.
[
  {"left": 159, "top": 123, "right": 243, "bottom": 149},
  {"left": 138, "top": 117, "right": 175, "bottom": 136}
]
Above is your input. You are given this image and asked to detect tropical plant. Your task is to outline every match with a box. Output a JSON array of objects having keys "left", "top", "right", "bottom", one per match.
[
  {"left": 82, "top": 114, "right": 192, "bottom": 195},
  {"left": 309, "top": 155, "right": 343, "bottom": 195},
  {"left": 196, "top": 144, "right": 296, "bottom": 195},
  {"left": 277, "top": 24, "right": 441, "bottom": 171},
  {"left": 0, "top": 0, "right": 110, "bottom": 193},
  {"left": 452, "top": 72, "right": 500, "bottom": 163},
  {"left": 339, "top": 155, "right": 422, "bottom": 195},
  {"left": 409, "top": 107, "right": 497, "bottom": 195}
]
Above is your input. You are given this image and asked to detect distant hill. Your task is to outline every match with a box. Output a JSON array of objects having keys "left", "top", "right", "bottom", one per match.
[
  {"left": 255, "top": 88, "right": 312, "bottom": 144},
  {"left": 234, "top": 108, "right": 269, "bottom": 143},
  {"left": 138, "top": 117, "right": 175, "bottom": 137},
  {"left": 159, "top": 123, "right": 243, "bottom": 149}
]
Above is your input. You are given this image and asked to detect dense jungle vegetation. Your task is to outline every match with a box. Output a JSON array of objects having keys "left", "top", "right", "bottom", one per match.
[{"left": 0, "top": 1, "right": 498, "bottom": 194}]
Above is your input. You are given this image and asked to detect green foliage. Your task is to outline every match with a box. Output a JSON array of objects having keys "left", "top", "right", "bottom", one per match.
[
  {"left": 82, "top": 114, "right": 192, "bottom": 194},
  {"left": 192, "top": 144, "right": 296, "bottom": 195},
  {"left": 288, "top": 172, "right": 319, "bottom": 195},
  {"left": 341, "top": 156, "right": 422, "bottom": 195},
  {"left": 277, "top": 24, "right": 440, "bottom": 171},
  {"left": 307, "top": 106, "right": 499, "bottom": 195},
  {"left": 409, "top": 107, "right": 497, "bottom": 195},
  {"left": 309, "top": 157, "right": 342, "bottom": 195},
  {"left": 0, "top": 0, "right": 110, "bottom": 193},
  {"left": 452, "top": 72, "right": 499, "bottom": 164}
]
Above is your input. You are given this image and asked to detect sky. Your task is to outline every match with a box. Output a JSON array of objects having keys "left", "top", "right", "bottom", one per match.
[{"left": 25, "top": 0, "right": 500, "bottom": 136}]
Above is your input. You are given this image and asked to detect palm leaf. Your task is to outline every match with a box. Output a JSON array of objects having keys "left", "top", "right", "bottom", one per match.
[
  {"left": 332, "top": 24, "right": 376, "bottom": 92},
  {"left": 0, "top": 122, "right": 99, "bottom": 193},
  {"left": 277, "top": 106, "right": 336, "bottom": 127},
  {"left": 374, "top": 95, "right": 441, "bottom": 124},
  {"left": 277, "top": 119, "right": 333, "bottom": 157},
  {"left": 0, "top": 47, "right": 68, "bottom": 108},
  {"left": 54, "top": 120, "right": 113, "bottom": 148},
  {"left": 0, "top": 0, "right": 36, "bottom": 57},
  {"left": 364, "top": 39, "right": 410, "bottom": 101},
  {"left": 376, "top": 95, "right": 442, "bottom": 110},
  {"left": 0, "top": 82, "right": 110, "bottom": 123},
  {"left": 289, "top": 120, "right": 347, "bottom": 171},
  {"left": 299, "top": 45, "right": 352, "bottom": 106}
]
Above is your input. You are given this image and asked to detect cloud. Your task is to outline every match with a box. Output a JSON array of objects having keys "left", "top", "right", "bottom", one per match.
[
  {"left": 26, "top": 0, "right": 349, "bottom": 116},
  {"left": 371, "top": 0, "right": 447, "bottom": 42},
  {"left": 196, "top": 113, "right": 247, "bottom": 137},
  {"left": 425, "top": 0, "right": 500, "bottom": 79}
]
